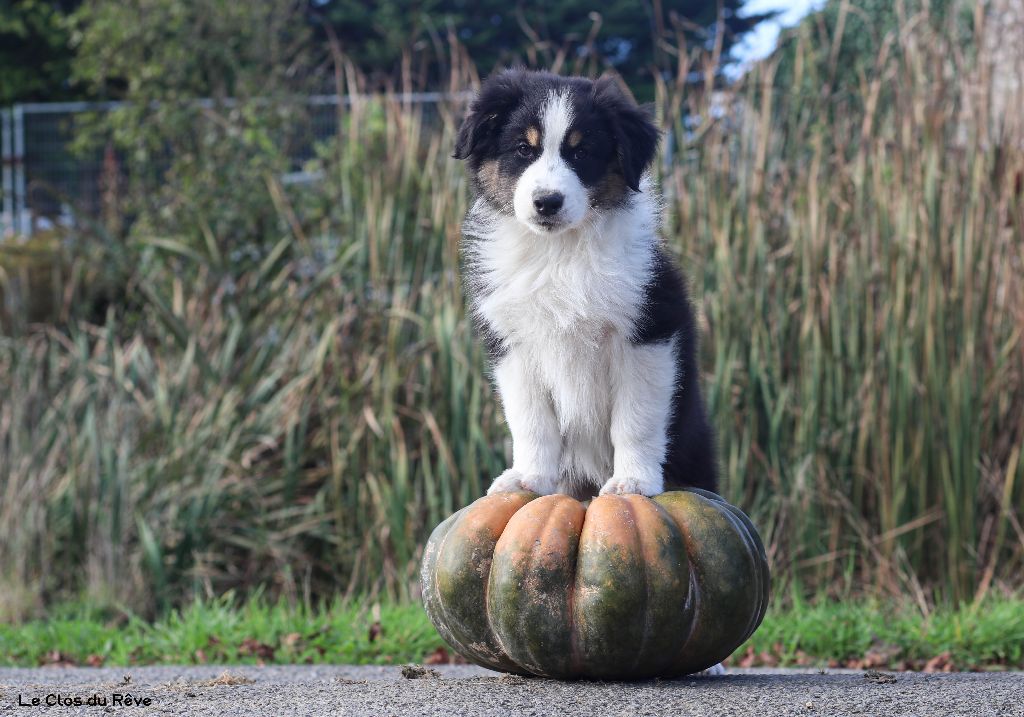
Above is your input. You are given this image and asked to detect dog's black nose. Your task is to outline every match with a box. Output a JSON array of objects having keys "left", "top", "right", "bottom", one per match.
[{"left": 533, "top": 192, "right": 564, "bottom": 216}]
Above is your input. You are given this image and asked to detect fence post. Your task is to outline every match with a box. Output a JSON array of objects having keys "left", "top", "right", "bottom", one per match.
[
  {"left": 12, "top": 105, "right": 28, "bottom": 238},
  {"left": 1, "top": 108, "right": 12, "bottom": 239}
]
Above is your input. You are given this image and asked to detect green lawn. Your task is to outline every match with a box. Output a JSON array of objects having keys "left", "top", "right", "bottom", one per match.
[
  {"left": 2, "top": 596, "right": 1022, "bottom": 671},
  {"left": 736, "top": 598, "right": 1024, "bottom": 671}
]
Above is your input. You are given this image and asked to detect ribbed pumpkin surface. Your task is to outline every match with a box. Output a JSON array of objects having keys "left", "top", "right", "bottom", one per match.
[{"left": 420, "top": 488, "right": 769, "bottom": 679}]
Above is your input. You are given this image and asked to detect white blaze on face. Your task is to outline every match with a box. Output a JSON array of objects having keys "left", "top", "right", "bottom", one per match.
[{"left": 512, "top": 90, "right": 589, "bottom": 233}]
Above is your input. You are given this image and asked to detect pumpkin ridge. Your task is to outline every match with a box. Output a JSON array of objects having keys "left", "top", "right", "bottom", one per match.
[
  {"left": 429, "top": 508, "right": 464, "bottom": 651},
  {"left": 566, "top": 511, "right": 583, "bottom": 678},
  {"left": 656, "top": 489, "right": 768, "bottom": 673},
  {"left": 541, "top": 497, "right": 585, "bottom": 678},
  {"left": 723, "top": 501, "right": 770, "bottom": 633},
  {"left": 435, "top": 492, "right": 538, "bottom": 673},
  {"left": 715, "top": 502, "right": 769, "bottom": 643},
  {"left": 478, "top": 493, "right": 538, "bottom": 669},
  {"left": 519, "top": 496, "right": 576, "bottom": 674},
  {"left": 723, "top": 508, "right": 759, "bottom": 642},
  {"left": 420, "top": 509, "right": 464, "bottom": 651},
  {"left": 487, "top": 494, "right": 584, "bottom": 677},
  {"left": 622, "top": 496, "right": 652, "bottom": 674},
  {"left": 479, "top": 513, "right": 505, "bottom": 663},
  {"left": 673, "top": 560, "right": 702, "bottom": 671},
  {"left": 628, "top": 494, "right": 694, "bottom": 676},
  {"left": 706, "top": 500, "right": 761, "bottom": 643},
  {"left": 674, "top": 497, "right": 704, "bottom": 674}
]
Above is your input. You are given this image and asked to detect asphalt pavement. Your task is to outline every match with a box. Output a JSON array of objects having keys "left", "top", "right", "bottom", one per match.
[{"left": 1, "top": 664, "right": 1021, "bottom": 716}]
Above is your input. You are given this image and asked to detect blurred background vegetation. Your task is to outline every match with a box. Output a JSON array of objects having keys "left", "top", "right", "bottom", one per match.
[{"left": 1, "top": 0, "right": 1022, "bottom": 627}]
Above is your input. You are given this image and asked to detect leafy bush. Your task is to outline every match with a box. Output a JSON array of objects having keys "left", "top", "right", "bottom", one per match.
[{"left": 69, "top": 0, "right": 317, "bottom": 254}]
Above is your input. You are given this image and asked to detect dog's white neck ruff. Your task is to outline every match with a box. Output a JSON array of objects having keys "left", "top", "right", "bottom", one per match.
[
  {"left": 464, "top": 180, "right": 661, "bottom": 349},
  {"left": 468, "top": 178, "right": 659, "bottom": 346}
]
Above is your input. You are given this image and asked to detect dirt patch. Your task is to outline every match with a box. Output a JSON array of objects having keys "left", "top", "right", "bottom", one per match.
[
  {"left": 400, "top": 664, "right": 441, "bottom": 679},
  {"left": 159, "top": 671, "right": 256, "bottom": 688},
  {"left": 863, "top": 670, "right": 897, "bottom": 684},
  {"left": 462, "top": 673, "right": 531, "bottom": 685}
]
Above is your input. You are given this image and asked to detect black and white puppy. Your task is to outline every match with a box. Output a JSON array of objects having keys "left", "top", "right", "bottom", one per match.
[{"left": 455, "top": 69, "right": 717, "bottom": 499}]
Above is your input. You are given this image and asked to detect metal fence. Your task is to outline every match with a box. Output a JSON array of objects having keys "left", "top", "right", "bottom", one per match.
[
  {"left": 0, "top": 93, "right": 458, "bottom": 240},
  {"left": 0, "top": 91, "right": 696, "bottom": 242}
]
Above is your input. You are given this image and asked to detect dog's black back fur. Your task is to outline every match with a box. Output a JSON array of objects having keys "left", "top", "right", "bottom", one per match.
[{"left": 637, "top": 248, "right": 718, "bottom": 492}]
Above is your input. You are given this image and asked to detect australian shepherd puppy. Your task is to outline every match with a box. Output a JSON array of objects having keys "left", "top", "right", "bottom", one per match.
[{"left": 454, "top": 69, "right": 717, "bottom": 500}]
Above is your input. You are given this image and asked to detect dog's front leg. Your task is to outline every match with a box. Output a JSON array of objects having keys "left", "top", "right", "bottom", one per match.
[
  {"left": 600, "top": 340, "right": 677, "bottom": 497},
  {"left": 486, "top": 351, "right": 561, "bottom": 496}
]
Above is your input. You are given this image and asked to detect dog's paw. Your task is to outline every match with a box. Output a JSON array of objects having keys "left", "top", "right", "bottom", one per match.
[
  {"left": 599, "top": 475, "right": 663, "bottom": 497},
  {"left": 487, "top": 469, "right": 526, "bottom": 495},
  {"left": 487, "top": 470, "right": 558, "bottom": 495},
  {"left": 518, "top": 473, "right": 558, "bottom": 495}
]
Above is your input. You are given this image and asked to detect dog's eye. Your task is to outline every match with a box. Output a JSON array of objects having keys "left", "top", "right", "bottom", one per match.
[
  {"left": 572, "top": 146, "right": 588, "bottom": 160},
  {"left": 515, "top": 142, "right": 534, "bottom": 159}
]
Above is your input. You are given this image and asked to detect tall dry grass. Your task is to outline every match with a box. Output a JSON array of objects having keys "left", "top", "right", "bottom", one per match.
[
  {"left": 662, "top": 2, "right": 1024, "bottom": 605},
  {"left": 1, "top": 2, "right": 1022, "bottom": 617}
]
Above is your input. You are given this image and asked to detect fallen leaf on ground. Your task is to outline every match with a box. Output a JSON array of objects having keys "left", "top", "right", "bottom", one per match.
[
  {"left": 424, "top": 647, "right": 450, "bottom": 665},
  {"left": 40, "top": 651, "right": 76, "bottom": 667},
  {"left": 736, "top": 646, "right": 757, "bottom": 668},
  {"left": 924, "top": 651, "right": 955, "bottom": 673},
  {"left": 368, "top": 621, "right": 382, "bottom": 642},
  {"left": 237, "top": 638, "right": 275, "bottom": 661}
]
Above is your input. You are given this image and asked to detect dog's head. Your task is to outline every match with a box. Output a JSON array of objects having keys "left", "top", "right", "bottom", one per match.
[{"left": 454, "top": 69, "right": 659, "bottom": 235}]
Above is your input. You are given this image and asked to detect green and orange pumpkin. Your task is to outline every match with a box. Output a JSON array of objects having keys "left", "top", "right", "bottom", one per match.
[{"left": 420, "top": 488, "right": 769, "bottom": 679}]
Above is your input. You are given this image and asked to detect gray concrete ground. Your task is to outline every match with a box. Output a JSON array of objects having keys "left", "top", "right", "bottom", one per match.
[{"left": 1, "top": 664, "right": 1022, "bottom": 716}]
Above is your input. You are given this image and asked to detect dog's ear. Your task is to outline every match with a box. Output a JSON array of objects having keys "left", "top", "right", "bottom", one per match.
[
  {"left": 594, "top": 76, "right": 660, "bottom": 192},
  {"left": 453, "top": 70, "right": 525, "bottom": 161}
]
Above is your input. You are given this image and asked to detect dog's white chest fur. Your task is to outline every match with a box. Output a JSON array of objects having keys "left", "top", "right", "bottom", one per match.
[{"left": 466, "top": 193, "right": 664, "bottom": 490}]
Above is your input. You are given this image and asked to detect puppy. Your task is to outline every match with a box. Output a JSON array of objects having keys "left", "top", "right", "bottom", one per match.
[{"left": 454, "top": 69, "right": 717, "bottom": 499}]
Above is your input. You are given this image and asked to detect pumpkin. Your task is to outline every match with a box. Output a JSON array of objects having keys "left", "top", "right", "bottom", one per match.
[{"left": 420, "top": 488, "right": 769, "bottom": 679}]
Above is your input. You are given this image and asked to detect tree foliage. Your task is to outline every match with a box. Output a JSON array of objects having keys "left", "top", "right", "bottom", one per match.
[
  {"left": 0, "top": 0, "right": 79, "bottom": 104},
  {"left": 3, "top": 0, "right": 776, "bottom": 105},
  {"left": 314, "top": 0, "right": 775, "bottom": 91},
  {"left": 770, "top": 0, "right": 974, "bottom": 102},
  {"left": 69, "top": 0, "right": 317, "bottom": 254}
]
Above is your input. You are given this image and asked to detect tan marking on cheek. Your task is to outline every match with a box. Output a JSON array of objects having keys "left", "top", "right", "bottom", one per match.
[
  {"left": 568, "top": 130, "right": 583, "bottom": 148},
  {"left": 589, "top": 172, "right": 629, "bottom": 209},
  {"left": 480, "top": 159, "right": 501, "bottom": 195},
  {"left": 479, "top": 158, "right": 517, "bottom": 203},
  {"left": 525, "top": 126, "right": 540, "bottom": 147}
]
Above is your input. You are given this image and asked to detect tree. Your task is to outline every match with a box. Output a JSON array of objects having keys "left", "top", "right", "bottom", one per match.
[
  {"left": 3, "top": 1, "right": 775, "bottom": 106},
  {"left": 312, "top": 0, "right": 775, "bottom": 93},
  {"left": 0, "top": 0, "right": 81, "bottom": 104}
]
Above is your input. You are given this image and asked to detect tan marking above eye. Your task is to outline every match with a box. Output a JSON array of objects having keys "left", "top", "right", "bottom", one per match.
[
  {"left": 525, "top": 127, "right": 540, "bottom": 147},
  {"left": 567, "top": 130, "right": 583, "bottom": 148}
]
